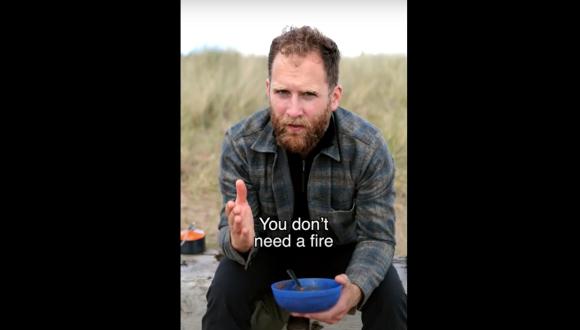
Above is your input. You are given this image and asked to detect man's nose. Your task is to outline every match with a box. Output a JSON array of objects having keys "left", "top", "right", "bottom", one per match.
[{"left": 286, "top": 95, "right": 303, "bottom": 118}]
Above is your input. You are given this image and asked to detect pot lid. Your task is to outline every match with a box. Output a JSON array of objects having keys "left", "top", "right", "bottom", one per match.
[{"left": 181, "top": 228, "right": 205, "bottom": 241}]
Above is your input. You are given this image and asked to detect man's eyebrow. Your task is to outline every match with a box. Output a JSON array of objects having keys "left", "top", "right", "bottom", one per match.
[{"left": 271, "top": 87, "right": 318, "bottom": 94}]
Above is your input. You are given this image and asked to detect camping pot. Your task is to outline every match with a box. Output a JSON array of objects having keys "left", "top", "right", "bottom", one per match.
[{"left": 180, "top": 226, "right": 206, "bottom": 254}]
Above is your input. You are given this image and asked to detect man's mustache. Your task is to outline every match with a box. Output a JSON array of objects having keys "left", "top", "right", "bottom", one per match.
[{"left": 279, "top": 117, "right": 311, "bottom": 129}]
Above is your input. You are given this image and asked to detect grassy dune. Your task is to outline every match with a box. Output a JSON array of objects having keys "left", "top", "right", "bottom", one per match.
[{"left": 181, "top": 51, "right": 407, "bottom": 256}]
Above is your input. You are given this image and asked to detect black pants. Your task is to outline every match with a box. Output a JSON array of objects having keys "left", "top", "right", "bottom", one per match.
[{"left": 202, "top": 243, "right": 407, "bottom": 330}]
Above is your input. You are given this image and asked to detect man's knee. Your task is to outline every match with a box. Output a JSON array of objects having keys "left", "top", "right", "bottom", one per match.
[
  {"left": 366, "top": 265, "right": 407, "bottom": 310},
  {"left": 207, "top": 258, "right": 249, "bottom": 301},
  {"left": 360, "top": 266, "right": 407, "bottom": 329},
  {"left": 206, "top": 256, "right": 271, "bottom": 305}
]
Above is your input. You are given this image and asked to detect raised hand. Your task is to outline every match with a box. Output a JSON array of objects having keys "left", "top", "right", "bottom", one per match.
[{"left": 225, "top": 179, "right": 255, "bottom": 253}]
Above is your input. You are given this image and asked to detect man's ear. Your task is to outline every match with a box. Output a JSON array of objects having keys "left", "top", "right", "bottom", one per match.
[
  {"left": 330, "top": 84, "right": 343, "bottom": 111},
  {"left": 265, "top": 79, "right": 270, "bottom": 99}
]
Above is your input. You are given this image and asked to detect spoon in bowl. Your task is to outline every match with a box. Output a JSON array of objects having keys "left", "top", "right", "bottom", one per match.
[{"left": 286, "top": 269, "right": 304, "bottom": 291}]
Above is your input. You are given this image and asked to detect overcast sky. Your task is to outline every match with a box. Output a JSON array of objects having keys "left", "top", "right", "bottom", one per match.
[{"left": 181, "top": 0, "right": 407, "bottom": 57}]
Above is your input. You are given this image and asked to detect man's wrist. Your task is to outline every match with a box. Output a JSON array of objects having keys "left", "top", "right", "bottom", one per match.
[{"left": 351, "top": 283, "right": 363, "bottom": 308}]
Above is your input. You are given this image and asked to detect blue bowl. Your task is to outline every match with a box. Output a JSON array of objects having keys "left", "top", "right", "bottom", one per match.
[{"left": 271, "top": 278, "right": 341, "bottom": 313}]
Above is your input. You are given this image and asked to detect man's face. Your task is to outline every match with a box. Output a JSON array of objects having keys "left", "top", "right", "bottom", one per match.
[{"left": 267, "top": 51, "right": 342, "bottom": 156}]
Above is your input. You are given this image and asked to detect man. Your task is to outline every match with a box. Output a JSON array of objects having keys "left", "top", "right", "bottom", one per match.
[{"left": 202, "top": 26, "right": 407, "bottom": 330}]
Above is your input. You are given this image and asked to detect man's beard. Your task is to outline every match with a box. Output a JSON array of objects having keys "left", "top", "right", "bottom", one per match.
[{"left": 271, "top": 103, "right": 332, "bottom": 156}]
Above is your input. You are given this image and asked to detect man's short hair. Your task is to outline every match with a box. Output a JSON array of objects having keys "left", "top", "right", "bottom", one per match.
[{"left": 268, "top": 26, "right": 341, "bottom": 89}]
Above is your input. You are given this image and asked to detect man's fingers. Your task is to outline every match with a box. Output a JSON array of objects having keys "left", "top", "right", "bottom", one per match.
[
  {"left": 227, "top": 207, "right": 235, "bottom": 227},
  {"left": 227, "top": 200, "right": 237, "bottom": 221},
  {"left": 235, "top": 179, "right": 248, "bottom": 204},
  {"left": 225, "top": 200, "right": 235, "bottom": 216},
  {"left": 228, "top": 179, "right": 254, "bottom": 252},
  {"left": 231, "top": 215, "right": 241, "bottom": 234},
  {"left": 334, "top": 274, "right": 350, "bottom": 285}
]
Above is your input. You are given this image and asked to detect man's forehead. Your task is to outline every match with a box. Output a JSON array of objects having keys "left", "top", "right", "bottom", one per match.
[
  {"left": 275, "top": 51, "right": 323, "bottom": 66},
  {"left": 271, "top": 51, "right": 327, "bottom": 90},
  {"left": 270, "top": 78, "right": 326, "bottom": 91}
]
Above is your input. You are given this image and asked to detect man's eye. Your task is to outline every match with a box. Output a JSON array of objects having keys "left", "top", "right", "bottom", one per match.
[
  {"left": 302, "top": 92, "right": 317, "bottom": 99},
  {"left": 275, "top": 90, "right": 290, "bottom": 96}
]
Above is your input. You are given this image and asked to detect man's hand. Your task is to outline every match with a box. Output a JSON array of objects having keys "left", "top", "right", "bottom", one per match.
[
  {"left": 226, "top": 179, "right": 255, "bottom": 253},
  {"left": 291, "top": 274, "right": 362, "bottom": 324}
]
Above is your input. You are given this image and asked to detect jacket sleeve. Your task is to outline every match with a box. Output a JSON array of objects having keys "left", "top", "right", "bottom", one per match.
[
  {"left": 346, "top": 134, "right": 397, "bottom": 308},
  {"left": 217, "top": 131, "right": 260, "bottom": 269}
]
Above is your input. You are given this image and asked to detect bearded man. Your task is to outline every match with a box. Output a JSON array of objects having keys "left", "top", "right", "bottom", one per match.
[{"left": 202, "top": 26, "right": 407, "bottom": 330}]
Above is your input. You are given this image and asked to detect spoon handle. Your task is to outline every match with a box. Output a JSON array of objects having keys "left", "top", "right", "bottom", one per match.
[{"left": 286, "top": 269, "right": 303, "bottom": 289}]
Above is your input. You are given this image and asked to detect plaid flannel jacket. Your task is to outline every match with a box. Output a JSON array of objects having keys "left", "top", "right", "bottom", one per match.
[{"left": 217, "top": 107, "right": 397, "bottom": 307}]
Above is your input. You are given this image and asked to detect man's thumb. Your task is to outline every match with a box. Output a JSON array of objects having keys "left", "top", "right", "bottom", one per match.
[
  {"left": 335, "top": 274, "right": 350, "bottom": 285},
  {"left": 235, "top": 179, "right": 247, "bottom": 204}
]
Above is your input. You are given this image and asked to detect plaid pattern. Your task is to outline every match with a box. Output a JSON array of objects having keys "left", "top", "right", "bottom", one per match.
[{"left": 217, "top": 107, "right": 397, "bottom": 308}]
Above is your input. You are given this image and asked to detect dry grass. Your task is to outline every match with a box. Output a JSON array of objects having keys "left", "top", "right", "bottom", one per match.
[{"left": 181, "top": 51, "right": 407, "bottom": 256}]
